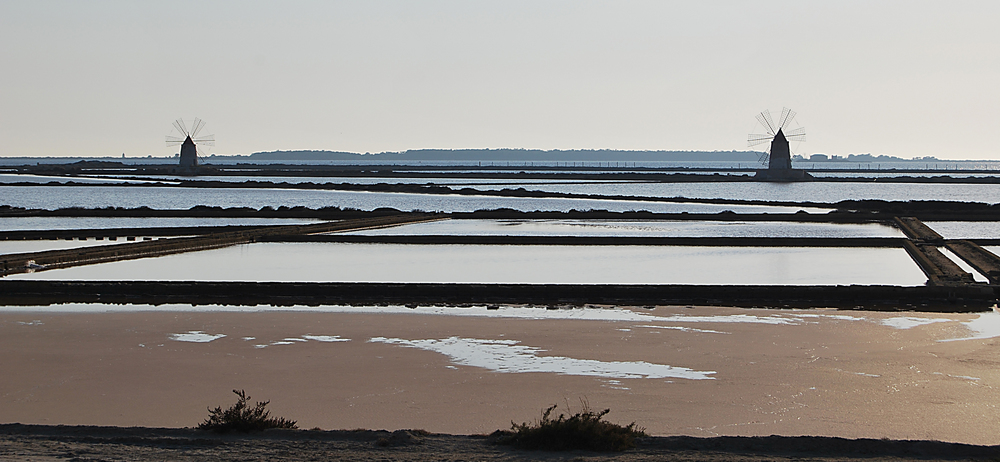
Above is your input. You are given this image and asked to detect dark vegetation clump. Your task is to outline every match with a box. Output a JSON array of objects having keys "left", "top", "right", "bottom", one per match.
[
  {"left": 198, "top": 389, "right": 297, "bottom": 433},
  {"left": 492, "top": 403, "right": 646, "bottom": 452}
]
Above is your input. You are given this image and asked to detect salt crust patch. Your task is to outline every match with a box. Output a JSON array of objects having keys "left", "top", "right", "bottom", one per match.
[
  {"left": 881, "top": 317, "right": 950, "bottom": 330},
  {"left": 941, "top": 310, "right": 1000, "bottom": 342},
  {"left": 168, "top": 331, "right": 225, "bottom": 343},
  {"left": 302, "top": 335, "right": 350, "bottom": 342},
  {"left": 369, "top": 336, "right": 716, "bottom": 380},
  {"left": 634, "top": 325, "right": 728, "bottom": 334},
  {"left": 256, "top": 334, "right": 351, "bottom": 348},
  {"left": 932, "top": 372, "right": 981, "bottom": 381}
]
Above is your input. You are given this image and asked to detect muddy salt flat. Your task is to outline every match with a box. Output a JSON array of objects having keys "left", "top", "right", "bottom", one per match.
[{"left": 2, "top": 304, "right": 1000, "bottom": 445}]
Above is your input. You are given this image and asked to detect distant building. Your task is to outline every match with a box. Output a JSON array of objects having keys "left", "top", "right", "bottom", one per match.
[{"left": 809, "top": 154, "right": 828, "bottom": 161}]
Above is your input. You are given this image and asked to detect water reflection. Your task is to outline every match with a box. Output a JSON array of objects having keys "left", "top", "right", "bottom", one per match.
[
  {"left": 924, "top": 222, "right": 1000, "bottom": 239},
  {"left": 0, "top": 186, "right": 828, "bottom": 214},
  {"left": 347, "top": 219, "right": 904, "bottom": 238},
  {"left": 0, "top": 239, "right": 141, "bottom": 255},
  {"left": 7, "top": 242, "right": 926, "bottom": 286},
  {"left": 0, "top": 216, "right": 322, "bottom": 231},
  {"left": 466, "top": 182, "right": 1000, "bottom": 204}
]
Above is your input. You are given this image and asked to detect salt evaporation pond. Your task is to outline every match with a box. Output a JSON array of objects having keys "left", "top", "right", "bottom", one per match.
[
  {"left": 6, "top": 242, "right": 926, "bottom": 286},
  {"left": 0, "top": 238, "right": 152, "bottom": 255},
  {"left": 0, "top": 216, "right": 322, "bottom": 232},
  {"left": 347, "top": 219, "right": 905, "bottom": 238},
  {"left": 87, "top": 175, "right": 598, "bottom": 185},
  {"left": 466, "top": 181, "right": 1000, "bottom": 204},
  {"left": 43, "top": 176, "right": 1000, "bottom": 203},
  {"left": 0, "top": 174, "right": 169, "bottom": 185},
  {"left": 0, "top": 186, "right": 827, "bottom": 214},
  {"left": 924, "top": 222, "right": 1000, "bottom": 240}
]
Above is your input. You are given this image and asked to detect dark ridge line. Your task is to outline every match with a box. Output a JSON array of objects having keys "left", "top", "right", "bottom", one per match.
[
  {"left": 0, "top": 281, "right": 993, "bottom": 312},
  {"left": 262, "top": 235, "right": 908, "bottom": 248},
  {"left": 2, "top": 203, "right": 998, "bottom": 222}
]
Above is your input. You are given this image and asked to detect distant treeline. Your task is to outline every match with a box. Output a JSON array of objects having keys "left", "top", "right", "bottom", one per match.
[{"left": 246, "top": 149, "right": 763, "bottom": 162}]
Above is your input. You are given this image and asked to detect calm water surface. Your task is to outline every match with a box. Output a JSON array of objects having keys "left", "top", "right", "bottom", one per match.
[
  {"left": 347, "top": 219, "right": 905, "bottom": 238},
  {"left": 924, "top": 222, "right": 1000, "bottom": 239},
  {"left": 0, "top": 216, "right": 321, "bottom": 231},
  {"left": 0, "top": 239, "right": 141, "bottom": 255},
  {"left": 7, "top": 243, "right": 926, "bottom": 286},
  {"left": 466, "top": 182, "right": 1000, "bottom": 203},
  {"left": 0, "top": 186, "right": 826, "bottom": 214}
]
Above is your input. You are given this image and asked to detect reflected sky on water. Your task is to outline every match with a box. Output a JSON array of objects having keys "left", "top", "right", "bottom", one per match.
[
  {"left": 0, "top": 186, "right": 827, "bottom": 214},
  {"left": 346, "top": 219, "right": 904, "bottom": 238},
  {"left": 7, "top": 242, "right": 926, "bottom": 286}
]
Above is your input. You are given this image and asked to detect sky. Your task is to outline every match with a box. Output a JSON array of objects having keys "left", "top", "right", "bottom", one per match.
[{"left": 1, "top": 1, "right": 998, "bottom": 159}]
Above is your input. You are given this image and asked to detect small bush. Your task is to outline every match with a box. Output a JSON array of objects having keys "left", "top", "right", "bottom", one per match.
[
  {"left": 492, "top": 402, "right": 646, "bottom": 452},
  {"left": 198, "top": 389, "right": 297, "bottom": 433}
]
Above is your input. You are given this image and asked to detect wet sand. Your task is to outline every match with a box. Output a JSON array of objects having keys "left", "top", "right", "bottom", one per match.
[{"left": 1, "top": 305, "right": 998, "bottom": 445}]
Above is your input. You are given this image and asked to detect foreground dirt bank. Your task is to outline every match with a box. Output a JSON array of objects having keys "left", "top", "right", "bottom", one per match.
[{"left": 1, "top": 424, "right": 997, "bottom": 461}]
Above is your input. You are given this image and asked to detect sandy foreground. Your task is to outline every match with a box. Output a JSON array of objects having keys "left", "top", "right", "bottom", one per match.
[{"left": 2, "top": 304, "right": 1000, "bottom": 457}]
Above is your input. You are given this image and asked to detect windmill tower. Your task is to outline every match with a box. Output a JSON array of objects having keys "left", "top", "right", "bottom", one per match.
[
  {"left": 748, "top": 108, "right": 810, "bottom": 180},
  {"left": 166, "top": 118, "right": 214, "bottom": 167}
]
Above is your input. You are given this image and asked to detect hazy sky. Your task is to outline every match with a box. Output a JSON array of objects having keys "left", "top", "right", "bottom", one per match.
[{"left": 2, "top": 1, "right": 997, "bottom": 159}]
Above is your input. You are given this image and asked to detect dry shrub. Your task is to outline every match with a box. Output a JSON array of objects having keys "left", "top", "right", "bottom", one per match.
[
  {"left": 492, "top": 402, "right": 646, "bottom": 452},
  {"left": 198, "top": 389, "right": 297, "bottom": 433}
]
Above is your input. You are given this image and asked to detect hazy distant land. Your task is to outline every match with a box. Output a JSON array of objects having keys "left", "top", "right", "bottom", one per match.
[{"left": 0, "top": 149, "right": 949, "bottom": 164}]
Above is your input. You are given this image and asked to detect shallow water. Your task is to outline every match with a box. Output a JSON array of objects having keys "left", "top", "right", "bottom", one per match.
[
  {"left": 465, "top": 182, "right": 1000, "bottom": 204},
  {"left": 0, "top": 238, "right": 151, "bottom": 255},
  {"left": 925, "top": 222, "right": 1000, "bottom": 239},
  {"left": 0, "top": 174, "right": 170, "bottom": 185},
  {"left": 347, "top": 219, "right": 905, "bottom": 238},
  {"left": 6, "top": 242, "right": 926, "bottom": 286},
  {"left": 0, "top": 216, "right": 321, "bottom": 232},
  {"left": 89, "top": 175, "right": 599, "bottom": 185},
  {"left": 0, "top": 186, "right": 827, "bottom": 214}
]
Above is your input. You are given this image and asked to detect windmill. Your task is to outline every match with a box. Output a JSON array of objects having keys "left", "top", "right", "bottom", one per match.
[
  {"left": 748, "top": 108, "right": 806, "bottom": 170},
  {"left": 748, "top": 108, "right": 811, "bottom": 180},
  {"left": 166, "top": 118, "right": 214, "bottom": 167}
]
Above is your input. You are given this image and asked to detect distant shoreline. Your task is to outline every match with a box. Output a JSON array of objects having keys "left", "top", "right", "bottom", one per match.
[{"left": 0, "top": 147, "right": 977, "bottom": 165}]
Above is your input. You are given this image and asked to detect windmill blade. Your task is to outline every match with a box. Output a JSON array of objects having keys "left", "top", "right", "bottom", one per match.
[
  {"left": 190, "top": 118, "right": 206, "bottom": 138},
  {"left": 196, "top": 145, "right": 213, "bottom": 157},
  {"left": 756, "top": 111, "right": 776, "bottom": 136},
  {"left": 778, "top": 108, "right": 797, "bottom": 130},
  {"left": 172, "top": 119, "right": 189, "bottom": 136},
  {"left": 757, "top": 152, "right": 770, "bottom": 165},
  {"left": 784, "top": 127, "right": 806, "bottom": 142},
  {"left": 165, "top": 135, "right": 185, "bottom": 142},
  {"left": 193, "top": 135, "right": 215, "bottom": 146},
  {"left": 748, "top": 134, "right": 773, "bottom": 147}
]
